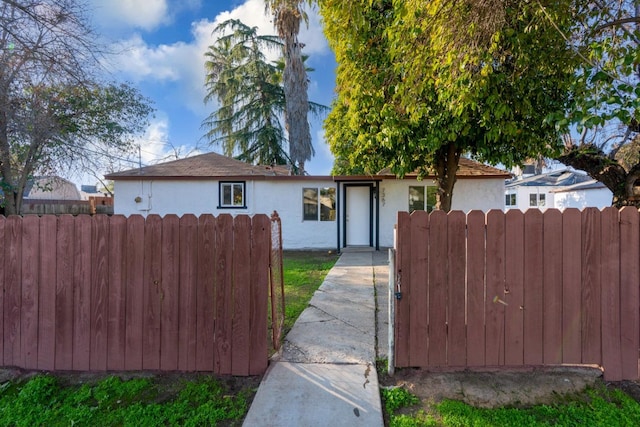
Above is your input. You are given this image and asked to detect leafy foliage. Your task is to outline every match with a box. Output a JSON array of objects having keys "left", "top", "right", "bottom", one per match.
[
  {"left": 203, "top": 19, "right": 326, "bottom": 170},
  {"left": 555, "top": 1, "right": 640, "bottom": 207},
  {"left": 320, "top": 0, "right": 578, "bottom": 210},
  {"left": 203, "top": 19, "right": 289, "bottom": 165},
  {"left": 0, "top": 0, "right": 153, "bottom": 215}
]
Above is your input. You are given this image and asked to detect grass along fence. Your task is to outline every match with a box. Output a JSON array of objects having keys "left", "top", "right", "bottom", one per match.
[
  {"left": 394, "top": 207, "right": 640, "bottom": 381},
  {"left": 0, "top": 213, "right": 271, "bottom": 376}
]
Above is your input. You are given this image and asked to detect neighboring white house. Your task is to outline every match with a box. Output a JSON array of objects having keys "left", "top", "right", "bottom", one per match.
[
  {"left": 505, "top": 168, "right": 612, "bottom": 211},
  {"left": 105, "top": 152, "right": 510, "bottom": 250}
]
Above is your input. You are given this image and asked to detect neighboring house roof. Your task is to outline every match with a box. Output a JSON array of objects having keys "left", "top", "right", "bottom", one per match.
[
  {"left": 106, "top": 152, "right": 510, "bottom": 181},
  {"left": 24, "top": 176, "right": 81, "bottom": 200},
  {"left": 505, "top": 169, "right": 593, "bottom": 189},
  {"left": 549, "top": 179, "right": 608, "bottom": 193}
]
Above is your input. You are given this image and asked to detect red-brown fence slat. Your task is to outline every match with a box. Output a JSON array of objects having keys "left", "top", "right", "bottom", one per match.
[
  {"left": 107, "top": 215, "right": 127, "bottom": 370},
  {"left": 38, "top": 215, "right": 57, "bottom": 370},
  {"left": 143, "top": 214, "right": 162, "bottom": 370},
  {"left": 249, "top": 214, "right": 270, "bottom": 375},
  {"left": 395, "top": 212, "right": 411, "bottom": 367},
  {"left": 600, "top": 207, "right": 622, "bottom": 380},
  {"left": 21, "top": 215, "right": 40, "bottom": 369},
  {"left": 581, "top": 208, "right": 602, "bottom": 365},
  {"left": 428, "top": 210, "right": 447, "bottom": 367},
  {"left": 409, "top": 211, "right": 428, "bottom": 366},
  {"left": 73, "top": 215, "right": 92, "bottom": 370},
  {"left": 0, "top": 216, "right": 4, "bottom": 365},
  {"left": 55, "top": 216, "right": 74, "bottom": 370},
  {"left": 619, "top": 207, "right": 639, "bottom": 380},
  {"left": 447, "top": 211, "right": 466, "bottom": 367},
  {"left": 124, "top": 215, "right": 145, "bottom": 370},
  {"left": 231, "top": 215, "right": 251, "bottom": 375},
  {"left": 178, "top": 214, "right": 198, "bottom": 371},
  {"left": 562, "top": 209, "right": 582, "bottom": 364},
  {"left": 523, "top": 209, "right": 543, "bottom": 365},
  {"left": 485, "top": 210, "right": 506, "bottom": 366},
  {"left": 90, "top": 215, "right": 110, "bottom": 371},
  {"left": 543, "top": 209, "right": 563, "bottom": 365},
  {"left": 160, "top": 215, "right": 180, "bottom": 371},
  {"left": 196, "top": 214, "right": 216, "bottom": 371},
  {"left": 504, "top": 210, "right": 524, "bottom": 366},
  {"left": 4, "top": 216, "right": 22, "bottom": 366},
  {"left": 215, "top": 214, "right": 233, "bottom": 374},
  {"left": 466, "top": 210, "right": 486, "bottom": 367}
]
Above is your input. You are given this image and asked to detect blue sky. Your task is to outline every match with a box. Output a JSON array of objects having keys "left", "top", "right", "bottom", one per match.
[{"left": 82, "top": 0, "right": 336, "bottom": 185}]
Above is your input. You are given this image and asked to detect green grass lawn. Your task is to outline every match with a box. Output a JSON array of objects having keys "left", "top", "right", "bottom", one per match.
[
  {"left": 382, "top": 384, "right": 640, "bottom": 427},
  {"left": 0, "top": 374, "right": 253, "bottom": 427},
  {"left": 281, "top": 250, "right": 339, "bottom": 333}
]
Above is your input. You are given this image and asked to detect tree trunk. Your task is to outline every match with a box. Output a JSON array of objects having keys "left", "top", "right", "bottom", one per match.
[
  {"left": 433, "top": 142, "right": 462, "bottom": 212},
  {"left": 0, "top": 109, "right": 18, "bottom": 215},
  {"left": 558, "top": 145, "right": 640, "bottom": 208}
]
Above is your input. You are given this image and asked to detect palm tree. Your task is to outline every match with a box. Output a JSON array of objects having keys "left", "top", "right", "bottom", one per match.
[
  {"left": 203, "top": 19, "right": 290, "bottom": 165},
  {"left": 264, "top": 0, "right": 314, "bottom": 174}
]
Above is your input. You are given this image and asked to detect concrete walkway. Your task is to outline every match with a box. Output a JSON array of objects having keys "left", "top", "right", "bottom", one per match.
[{"left": 243, "top": 250, "right": 390, "bottom": 427}]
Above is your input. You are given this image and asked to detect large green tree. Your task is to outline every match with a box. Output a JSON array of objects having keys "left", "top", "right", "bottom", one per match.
[
  {"left": 203, "top": 19, "right": 327, "bottom": 168},
  {"left": 320, "top": 0, "right": 579, "bottom": 211},
  {"left": 264, "top": 0, "right": 314, "bottom": 174},
  {"left": 203, "top": 19, "right": 289, "bottom": 165},
  {"left": 557, "top": 1, "right": 640, "bottom": 207},
  {"left": 0, "top": 0, "right": 152, "bottom": 215}
]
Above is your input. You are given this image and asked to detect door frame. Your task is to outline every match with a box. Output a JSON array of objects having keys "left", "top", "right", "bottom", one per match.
[{"left": 339, "top": 182, "right": 379, "bottom": 250}]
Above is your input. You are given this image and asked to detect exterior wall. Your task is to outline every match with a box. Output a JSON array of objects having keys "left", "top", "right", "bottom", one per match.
[
  {"left": 505, "top": 185, "right": 613, "bottom": 211},
  {"left": 113, "top": 177, "right": 506, "bottom": 250},
  {"left": 378, "top": 178, "right": 505, "bottom": 248},
  {"left": 113, "top": 179, "right": 338, "bottom": 250},
  {"left": 506, "top": 185, "right": 555, "bottom": 211},
  {"left": 553, "top": 188, "right": 612, "bottom": 210}
]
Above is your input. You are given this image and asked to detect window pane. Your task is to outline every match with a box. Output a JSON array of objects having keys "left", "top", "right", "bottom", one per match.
[
  {"left": 223, "top": 184, "right": 232, "bottom": 205},
  {"left": 320, "top": 187, "right": 336, "bottom": 221},
  {"left": 529, "top": 194, "right": 537, "bottom": 206},
  {"left": 233, "top": 183, "right": 244, "bottom": 206},
  {"left": 426, "top": 187, "right": 437, "bottom": 212},
  {"left": 539, "top": 194, "right": 546, "bottom": 206},
  {"left": 409, "top": 186, "right": 425, "bottom": 212},
  {"left": 303, "top": 188, "right": 318, "bottom": 220},
  {"left": 506, "top": 194, "right": 516, "bottom": 206}
]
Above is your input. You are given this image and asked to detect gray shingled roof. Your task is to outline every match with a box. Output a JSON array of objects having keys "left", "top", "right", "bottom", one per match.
[
  {"left": 506, "top": 169, "right": 593, "bottom": 188},
  {"left": 104, "top": 152, "right": 292, "bottom": 180}
]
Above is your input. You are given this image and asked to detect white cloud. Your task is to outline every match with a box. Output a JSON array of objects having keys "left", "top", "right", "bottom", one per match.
[
  {"left": 90, "top": 0, "right": 169, "bottom": 31},
  {"left": 137, "top": 116, "right": 202, "bottom": 165}
]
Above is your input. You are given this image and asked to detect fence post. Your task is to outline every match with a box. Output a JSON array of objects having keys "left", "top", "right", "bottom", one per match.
[{"left": 388, "top": 247, "right": 395, "bottom": 376}]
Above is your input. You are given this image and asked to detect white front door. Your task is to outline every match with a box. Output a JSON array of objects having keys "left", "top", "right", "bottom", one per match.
[{"left": 346, "top": 186, "right": 371, "bottom": 246}]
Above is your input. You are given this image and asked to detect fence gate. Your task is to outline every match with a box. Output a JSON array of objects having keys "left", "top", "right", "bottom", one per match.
[
  {"left": 392, "top": 208, "right": 640, "bottom": 381},
  {"left": 0, "top": 213, "right": 275, "bottom": 376}
]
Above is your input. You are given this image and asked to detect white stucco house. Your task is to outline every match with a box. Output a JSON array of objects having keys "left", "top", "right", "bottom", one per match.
[
  {"left": 505, "top": 168, "right": 612, "bottom": 211},
  {"left": 105, "top": 152, "right": 510, "bottom": 250}
]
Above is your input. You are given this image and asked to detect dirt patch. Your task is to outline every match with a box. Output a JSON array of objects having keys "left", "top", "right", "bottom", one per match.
[{"left": 380, "top": 366, "right": 606, "bottom": 409}]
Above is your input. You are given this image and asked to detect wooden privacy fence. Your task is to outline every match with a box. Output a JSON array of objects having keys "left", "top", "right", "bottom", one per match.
[
  {"left": 0, "top": 213, "right": 271, "bottom": 376},
  {"left": 394, "top": 207, "right": 640, "bottom": 381}
]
